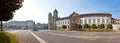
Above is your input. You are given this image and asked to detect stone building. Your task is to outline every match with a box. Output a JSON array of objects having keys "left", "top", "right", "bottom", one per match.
[
  {"left": 48, "top": 9, "right": 58, "bottom": 30},
  {"left": 48, "top": 9, "right": 114, "bottom": 30}
]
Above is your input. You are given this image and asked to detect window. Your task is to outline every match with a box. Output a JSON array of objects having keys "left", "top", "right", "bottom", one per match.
[
  {"left": 68, "top": 21, "right": 70, "bottom": 24},
  {"left": 61, "top": 22, "right": 62, "bottom": 25},
  {"left": 80, "top": 20, "right": 83, "bottom": 24},
  {"left": 93, "top": 19, "right": 96, "bottom": 23},
  {"left": 84, "top": 19, "right": 87, "bottom": 24},
  {"left": 97, "top": 19, "right": 100, "bottom": 23},
  {"left": 89, "top": 19, "right": 91, "bottom": 23},
  {"left": 73, "top": 20, "right": 75, "bottom": 23},
  {"left": 68, "top": 26, "right": 69, "bottom": 28},
  {"left": 62, "top": 22, "right": 64, "bottom": 24},
  {"left": 65, "top": 21, "right": 67, "bottom": 24},
  {"left": 107, "top": 19, "right": 109, "bottom": 23},
  {"left": 102, "top": 19, "right": 104, "bottom": 23}
]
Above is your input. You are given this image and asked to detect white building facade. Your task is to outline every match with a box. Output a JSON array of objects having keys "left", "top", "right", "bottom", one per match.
[
  {"left": 56, "top": 19, "right": 70, "bottom": 29},
  {"left": 48, "top": 9, "right": 118, "bottom": 30},
  {"left": 55, "top": 12, "right": 112, "bottom": 30},
  {"left": 80, "top": 16, "right": 110, "bottom": 25}
]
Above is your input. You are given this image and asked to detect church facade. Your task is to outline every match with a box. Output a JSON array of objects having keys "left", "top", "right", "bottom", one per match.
[{"left": 48, "top": 9, "right": 113, "bottom": 30}]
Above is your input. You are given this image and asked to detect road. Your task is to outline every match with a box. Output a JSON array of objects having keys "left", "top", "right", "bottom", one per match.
[
  {"left": 7, "top": 30, "right": 120, "bottom": 43},
  {"left": 33, "top": 30, "right": 120, "bottom": 43}
]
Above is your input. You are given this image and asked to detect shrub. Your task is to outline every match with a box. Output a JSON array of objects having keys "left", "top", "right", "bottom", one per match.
[
  {"left": 76, "top": 24, "right": 82, "bottom": 30},
  {"left": 76, "top": 24, "right": 82, "bottom": 29},
  {"left": 33, "top": 29, "right": 38, "bottom": 31},
  {"left": 62, "top": 25, "right": 67, "bottom": 29},
  {"left": 91, "top": 24, "right": 97, "bottom": 29},
  {"left": 107, "top": 24, "right": 113, "bottom": 29},
  {"left": 98, "top": 24, "right": 105, "bottom": 29},
  {"left": 83, "top": 24, "right": 90, "bottom": 29}
]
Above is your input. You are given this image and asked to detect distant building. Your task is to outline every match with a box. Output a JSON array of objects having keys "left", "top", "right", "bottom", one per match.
[
  {"left": 26, "top": 20, "right": 35, "bottom": 30},
  {"left": 112, "top": 18, "right": 120, "bottom": 24},
  {"left": 35, "top": 23, "right": 48, "bottom": 29},
  {"left": 116, "top": 19, "right": 120, "bottom": 24},
  {"left": 48, "top": 9, "right": 120, "bottom": 30},
  {"left": 35, "top": 23, "right": 42, "bottom": 29},
  {"left": 3, "top": 20, "right": 35, "bottom": 30},
  {"left": 112, "top": 18, "right": 120, "bottom": 31}
]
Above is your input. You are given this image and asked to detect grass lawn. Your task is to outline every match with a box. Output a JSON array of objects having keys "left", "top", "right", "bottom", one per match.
[
  {"left": 0, "top": 31, "right": 10, "bottom": 43},
  {"left": 0, "top": 31, "right": 18, "bottom": 43}
]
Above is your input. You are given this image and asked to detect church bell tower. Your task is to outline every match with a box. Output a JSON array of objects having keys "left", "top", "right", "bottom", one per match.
[{"left": 53, "top": 9, "right": 58, "bottom": 30}]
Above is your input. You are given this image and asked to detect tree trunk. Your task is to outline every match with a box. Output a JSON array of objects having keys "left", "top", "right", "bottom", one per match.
[{"left": 0, "top": 21, "right": 3, "bottom": 31}]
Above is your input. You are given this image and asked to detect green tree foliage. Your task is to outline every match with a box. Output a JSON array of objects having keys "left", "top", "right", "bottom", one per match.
[
  {"left": 83, "top": 24, "right": 90, "bottom": 29},
  {"left": 62, "top": 25, "right": 67, "bottom": 29},
  {"left": 0, "top": 0, "right": 23, "bottom": 31},
  {"left": 0, "top": 0, "right": 23, "bottom": 12},
  {"left": 77, "top": 24, "right": 82, "bottom": 29},
  {"left": 98, "top": 24, "right": 105, "bottom": 29},
  {"left": 91, "top": 24, "right": 97, "bottom": 29},
  {"left": 88, "top": 25, "right": 91, "bottom": 28},
  {"left": 107, "top": 24, "right": 113, "bottom": 29}
]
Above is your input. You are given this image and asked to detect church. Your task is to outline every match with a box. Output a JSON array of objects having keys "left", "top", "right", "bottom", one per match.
[{"left": 48, "top": 9, "right": 119, "bottom": 30}]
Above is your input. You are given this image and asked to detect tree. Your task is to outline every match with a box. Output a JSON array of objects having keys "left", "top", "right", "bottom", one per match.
[
  {"left": 91, "top": 24, "right": 97, "bottom": 29},
  {"left": 62, "top": 25, "right": 67, "bottom": 29},
  {"left": 98, "top": 24, "right": 105, "bottom": 29},
  {"left": 107, "top": 24, "right": 113, "bottom": 29},
  {"left": 0, "top": 0, "right": 24, "bottom": 31},
  {"left": 83, "top": 24, "right": 90, "bottom": 29}
]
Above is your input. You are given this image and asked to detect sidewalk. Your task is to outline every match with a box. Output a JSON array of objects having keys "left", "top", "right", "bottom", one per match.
[{"left": 8, "top": 30, "right": 40, "bottom": 43}]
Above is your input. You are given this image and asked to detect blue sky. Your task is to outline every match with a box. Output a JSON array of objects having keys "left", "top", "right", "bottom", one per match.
[{"left": 13, "top": 0, "right": 120, "bottom": 23}]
